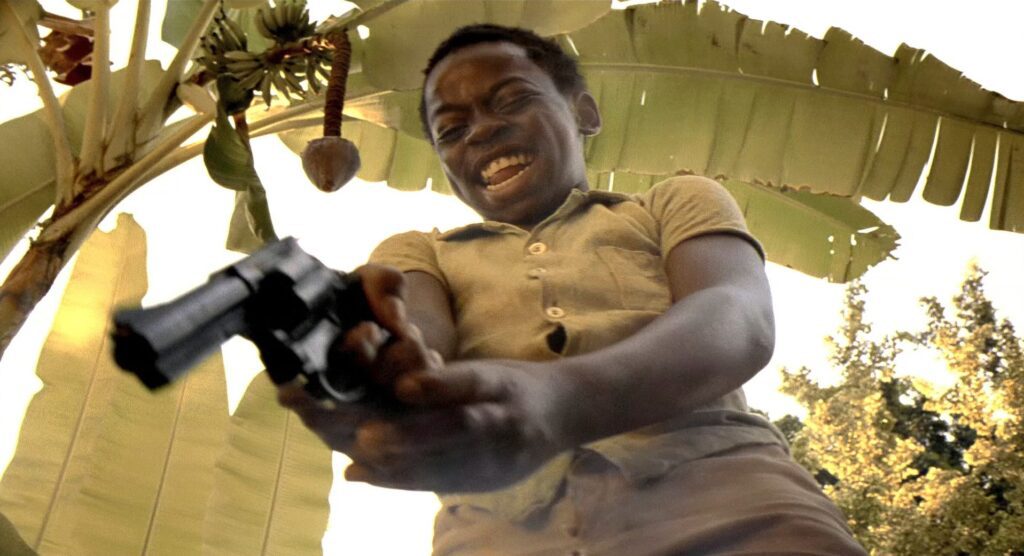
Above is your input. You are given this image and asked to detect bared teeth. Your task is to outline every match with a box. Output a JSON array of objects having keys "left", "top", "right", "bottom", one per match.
[
  {"left": 481, "top": 153, "right": 533, "bottom": 183},
  {"left": 484, "top": 167, "right": 527, "bottom": 191}
]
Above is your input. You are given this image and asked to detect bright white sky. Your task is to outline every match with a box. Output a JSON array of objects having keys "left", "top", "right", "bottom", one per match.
[{"left": 1, "top": 0, "right": 1023, "bottom": 553}]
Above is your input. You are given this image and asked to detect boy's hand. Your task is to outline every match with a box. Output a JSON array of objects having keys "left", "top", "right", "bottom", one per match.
[
  {"left": 276, "top": 263, "right": 437, "bottom": 453},
  {"left": 278, "top": 264, "right": 573, "bottom": 493},
  {"left": 340, "top": 359, "right": 576, "bottom": 493}
]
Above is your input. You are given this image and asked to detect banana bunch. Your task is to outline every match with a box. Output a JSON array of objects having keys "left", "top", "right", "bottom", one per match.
[
  {"left": 198, "top": 10, "right": 252, "bottom": 76},
  {"left": 198, "top": 10, "right": 248, "bottom": 71},
  {"left": 259, "top": 57, "right": 307, "bottom": 107},
  {"left": 251, "top": 51, "right": 333, "bottom": 108},
  {"left": 225, "top": 51, "right": 267, "bottom": 91},
  {"left": 256, "top": 0, "right": 316, "bottom": 44},
  {"left": 196, "top": 2, "right": 330, "bottom": 109},
  {"left": 304, "top": 50, "right": 332, "bottom": 95}
]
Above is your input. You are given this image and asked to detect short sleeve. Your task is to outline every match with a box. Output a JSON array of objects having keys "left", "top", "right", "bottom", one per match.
[
  {"left": 368, "top": 230, "right": 449, "bottom": 289},
  {"left": 640, "top": 176, "right": 765, "bottom": 261}
]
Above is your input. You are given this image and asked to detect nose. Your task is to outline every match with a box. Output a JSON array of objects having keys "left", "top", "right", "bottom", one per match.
[{"left": 464, "top": 114, "right": 509, "bottom": 145}]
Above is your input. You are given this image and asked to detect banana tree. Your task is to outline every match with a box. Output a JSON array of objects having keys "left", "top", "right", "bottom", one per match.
[{"left": 1, "top": 0, "right": 1023, "bottom": 553}]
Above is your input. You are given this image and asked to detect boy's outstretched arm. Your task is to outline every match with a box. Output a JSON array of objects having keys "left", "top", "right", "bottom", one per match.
[
  {"left": 339, "top": 232, "right": 773, "bottom": 492},
  {"left": 557, "top": 232, "right": 774, "bottom": 444}
]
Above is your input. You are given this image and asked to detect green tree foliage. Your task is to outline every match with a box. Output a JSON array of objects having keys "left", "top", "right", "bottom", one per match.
[{"left": 777, "top": 266, "right": 1024, "bottom": 555}]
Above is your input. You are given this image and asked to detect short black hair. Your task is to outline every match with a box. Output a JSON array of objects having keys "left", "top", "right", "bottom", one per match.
[{"left": 418, "top": 24, "right": 586, "bottom": 141}]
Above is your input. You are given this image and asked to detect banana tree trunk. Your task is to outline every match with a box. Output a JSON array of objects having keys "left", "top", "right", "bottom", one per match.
[{"left": 0, "top": 197, "right": 112, "bottom": 359}]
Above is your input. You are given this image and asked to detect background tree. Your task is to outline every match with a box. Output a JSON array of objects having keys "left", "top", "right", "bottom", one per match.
[{"left": 777, "top": 266, "right": 1024, "bottom": 555}]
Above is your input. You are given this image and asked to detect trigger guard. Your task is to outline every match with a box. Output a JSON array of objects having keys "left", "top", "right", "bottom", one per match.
[{"left": 311, "top": 371, "right": 367, "bottom": 403}]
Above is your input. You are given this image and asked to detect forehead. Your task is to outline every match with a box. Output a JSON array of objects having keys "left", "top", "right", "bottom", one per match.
[{"left": 424, "top": 42, "right": 556, "bottom": 114}]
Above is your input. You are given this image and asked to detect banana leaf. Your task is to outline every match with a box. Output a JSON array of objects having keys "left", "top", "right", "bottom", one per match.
[
  {"left": 161, "top": 0, "right": 273, "bottom": 52},
  {"left": 0, "top": 510, "right": 33, "bottom": 556},
  {"left": 325, "top": 0, "right": 1024, "bottom": 236},
  {"left": 204, "top": 100, "right": 280, "bottom": 253},
  {"left": 0, "top": 1, "right": 42, "bottom": 66},
  {"left": 60, "top": 61, "right": 167, "bottom": 158},
  {"left": 356, "top": 0, "right": 611, "bottom": 91},
  {"left": 0, "top": 112, "right": 54, "bottom": 266},
  {"left": 0, "top": 214, "right": 230, "bottom": 554},
  {"left": 202, "top": 375, "right": 333, "bottom": 555},
  {"left": 569, "top": 2, "right": 1023, "bottom": 235}
]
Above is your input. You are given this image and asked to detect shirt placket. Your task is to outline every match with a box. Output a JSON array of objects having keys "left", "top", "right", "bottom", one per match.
[
  {"left": 524, "top": 236, "right": 559, "bottom": 314},
  {"left": 526, "top": 228, "right": 575, "bottom": 358}
]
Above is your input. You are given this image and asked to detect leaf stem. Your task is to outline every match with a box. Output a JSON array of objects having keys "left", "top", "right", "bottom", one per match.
[
  {"left": 37, "top": 10, "right": 93, "bottom": 36},
  {"left": 248, "top": 97, "right": 326, "bottom": 131},
  {"left": 39, "top": 113, "right": 213, "bottom": 243},
  {"left": 78, "top": 4, "right": 110, "bottom": 180},
  {"left": 255, "top": 117, "right": 324, "bottom": 136},
  {"left": 105, "top": 0, "right": 151, "bottom": 167},
  {"left": 138, "top": 0, "right": 218, "bottom": 141},
  {"left": 0, "top": 0, "right": 76, "bottom": 207},
  {"left": 581, "top": 62, "right": 1022, "bottom": 135}
]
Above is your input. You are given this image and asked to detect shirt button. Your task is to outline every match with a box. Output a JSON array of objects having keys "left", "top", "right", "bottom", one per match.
[
  {"left": 527, "top": 267, "right": 547, "bottom": 278},
  {"left": 527, "top": 242, "right": 547, "bottom": 255},
  {"left": 546, "top": 306, "right": 566, "bottom": 319}
]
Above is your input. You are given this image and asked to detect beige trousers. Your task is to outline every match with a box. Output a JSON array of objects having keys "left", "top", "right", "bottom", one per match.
[{"left": 433, "top": 444, "right": 868, "bottom": 556}]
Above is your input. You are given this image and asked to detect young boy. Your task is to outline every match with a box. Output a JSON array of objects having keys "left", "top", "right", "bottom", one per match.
[{"left": 279, "top": 24, "right": 867, "bottom": 555}]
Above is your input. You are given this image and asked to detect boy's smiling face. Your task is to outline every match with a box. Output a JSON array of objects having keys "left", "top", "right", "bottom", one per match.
[{"left": 423, "top": 41, "right": 600, "bottom": 228}]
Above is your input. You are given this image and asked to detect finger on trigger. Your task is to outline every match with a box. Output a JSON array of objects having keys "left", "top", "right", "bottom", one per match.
[
  {"left": 334, "top": 321, "right": 387, "bottom": 368},
  {"left": 372, "top": 337, "right": 429, "bottom": 385}
]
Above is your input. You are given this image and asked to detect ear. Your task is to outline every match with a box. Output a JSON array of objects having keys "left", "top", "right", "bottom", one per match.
[{"left": 572, "top": 91, "right": 601, "bottom": 136}]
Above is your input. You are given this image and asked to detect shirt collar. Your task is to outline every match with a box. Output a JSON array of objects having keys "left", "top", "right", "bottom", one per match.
[{"left": 437, "top": 188, "right": 634, "bottom": 241}]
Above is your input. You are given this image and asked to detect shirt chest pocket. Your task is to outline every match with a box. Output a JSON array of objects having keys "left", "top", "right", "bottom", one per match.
[{"left": 595, "top": 246, "right": 672, "bottom": 311}]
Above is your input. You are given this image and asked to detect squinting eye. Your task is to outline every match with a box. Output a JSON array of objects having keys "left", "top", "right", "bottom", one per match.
[
  {"left": 436, "top": 126, "right": 466, "bottom": 143},
  {"left": 497, "top": 95, "right": 533, "bottom": 113}
]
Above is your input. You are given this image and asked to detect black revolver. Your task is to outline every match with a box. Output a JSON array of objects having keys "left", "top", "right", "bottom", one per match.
[{"left": 112, "top": 237, "right": 380, "bottom": 402}]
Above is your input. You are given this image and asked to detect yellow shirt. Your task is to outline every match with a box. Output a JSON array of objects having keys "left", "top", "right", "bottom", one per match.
[{"left": 369, "top": 176, "right": 787, "bottom": 520}]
